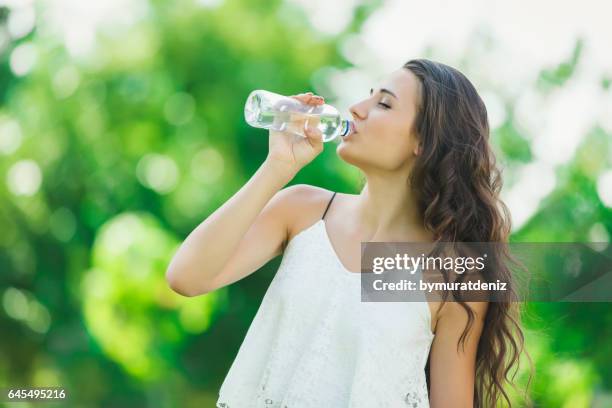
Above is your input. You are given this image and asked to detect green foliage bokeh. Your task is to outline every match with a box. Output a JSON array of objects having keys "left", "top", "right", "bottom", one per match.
[{"left": 0, "top": 0, "right": 611, "bottom": 407}]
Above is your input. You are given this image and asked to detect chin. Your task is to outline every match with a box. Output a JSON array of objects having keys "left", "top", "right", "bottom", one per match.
[{"left": 336, "top": 142, "right": 366, "bottom": 168}]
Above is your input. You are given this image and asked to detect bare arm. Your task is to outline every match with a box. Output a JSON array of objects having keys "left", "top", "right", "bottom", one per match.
[
  {"left": 428, "top": 301, "right": 488, "bottom": 407},
  {"left": 166, "top": 160, "right": 296, "bottom": 296},
  {"left": 165, "top": 92, "right": 326, "bottom": 297}
]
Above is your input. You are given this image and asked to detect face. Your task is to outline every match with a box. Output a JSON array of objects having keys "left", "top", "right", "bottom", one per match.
[{"left": 337, "top": 68, "right": 422, "bottom": 173}]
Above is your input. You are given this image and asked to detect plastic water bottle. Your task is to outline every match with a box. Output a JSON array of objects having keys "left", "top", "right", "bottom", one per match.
[{"left": 244, "top": 90, "right": 353, "bottom": 142}]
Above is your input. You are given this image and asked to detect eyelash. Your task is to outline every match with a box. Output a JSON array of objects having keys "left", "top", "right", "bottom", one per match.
[{"left": 370, "top": 89, "right": 391, "bottom": 109}]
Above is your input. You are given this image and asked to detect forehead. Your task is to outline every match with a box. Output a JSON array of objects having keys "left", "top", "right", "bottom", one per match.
[{"left": 377, "top": 69, "right": 420, "bottom": 107}]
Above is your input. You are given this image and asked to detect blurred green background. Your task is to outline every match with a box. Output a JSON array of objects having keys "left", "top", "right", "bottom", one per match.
[{"left": 1, "top": 0, "right": 611, "bottom": 406}]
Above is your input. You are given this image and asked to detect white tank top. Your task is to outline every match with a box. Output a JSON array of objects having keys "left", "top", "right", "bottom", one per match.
[{"left": 216, "top": 216, "right": 435, "bottom": 408}]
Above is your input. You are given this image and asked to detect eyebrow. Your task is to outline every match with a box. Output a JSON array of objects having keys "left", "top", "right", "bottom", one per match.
[{"left": 370, "top": 87, "right": 398, "bottom": 100}]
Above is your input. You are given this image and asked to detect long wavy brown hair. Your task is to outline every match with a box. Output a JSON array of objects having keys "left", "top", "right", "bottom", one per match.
[{"left": 401, "top": 59, "right": 531, "bottom": 407}]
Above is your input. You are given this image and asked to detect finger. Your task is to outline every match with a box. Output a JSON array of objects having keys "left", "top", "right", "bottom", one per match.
[
  {"left": 303, "top": 95, "right": 324, "bottom": 105},
  {"left": 304, "top": 125, "right": 324, "bottom": 146},
  {"left": 291, "top": 93, "right": 324, "bottom": 105},
  {"left": 290, "top": 94, "right": 312, "bottom": 102},
  {"left": 312, "top": 96, "right": 324, "bottom": 104}
]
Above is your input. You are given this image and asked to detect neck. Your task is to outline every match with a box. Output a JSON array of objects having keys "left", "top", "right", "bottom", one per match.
[{"left": 354, "top": 172, "right": 427, "bottom": 241}]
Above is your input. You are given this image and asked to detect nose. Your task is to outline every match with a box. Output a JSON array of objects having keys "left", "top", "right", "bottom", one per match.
[{"left": 349, "top": 99, "right": 368, "bottom": 122}]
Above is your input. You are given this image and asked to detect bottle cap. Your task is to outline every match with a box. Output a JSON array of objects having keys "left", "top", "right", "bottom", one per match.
[{"left": 340, "top": 120, "right": 352, "bottom": 138}]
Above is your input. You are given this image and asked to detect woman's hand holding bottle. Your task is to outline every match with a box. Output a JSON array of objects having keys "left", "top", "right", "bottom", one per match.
[{"left": 264, "top": 92, "right": 325, "bottom": 179}]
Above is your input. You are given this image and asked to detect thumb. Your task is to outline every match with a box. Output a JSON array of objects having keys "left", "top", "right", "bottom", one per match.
[{"left": 304, "top": 125, "right": 324, "bottom": 150}]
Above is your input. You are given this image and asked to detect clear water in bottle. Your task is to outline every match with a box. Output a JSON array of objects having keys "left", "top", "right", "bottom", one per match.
[{"left": 244, "top": 90, "right": 352, "bottom": 142}]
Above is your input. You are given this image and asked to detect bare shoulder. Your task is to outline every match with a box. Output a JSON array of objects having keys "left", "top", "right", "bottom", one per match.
[{"left": 276, "top": 184, "right": 336, "bottom": 242}]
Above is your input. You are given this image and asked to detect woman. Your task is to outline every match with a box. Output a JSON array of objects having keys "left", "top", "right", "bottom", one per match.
[{"left": 166, "top": 59, "right": 528, "bottom": 407}]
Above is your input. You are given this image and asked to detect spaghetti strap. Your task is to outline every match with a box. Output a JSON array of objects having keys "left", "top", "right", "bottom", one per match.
[{"left": 322, "top": 192, "right": 337, "bottom": 220}]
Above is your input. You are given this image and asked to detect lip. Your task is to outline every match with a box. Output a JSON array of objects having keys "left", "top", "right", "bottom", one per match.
[{"left": 340, "top": 122, "right": 358, "bottom": 141}]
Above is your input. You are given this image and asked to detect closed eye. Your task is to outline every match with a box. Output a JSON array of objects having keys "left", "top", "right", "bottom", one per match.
[{"left": 371, "top": 88, "right": 392, "bottom": 109}]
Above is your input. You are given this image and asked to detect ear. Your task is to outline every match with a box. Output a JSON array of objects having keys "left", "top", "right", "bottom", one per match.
[{"left": 413, "top": 143, "right": 422, "bottom": 156}]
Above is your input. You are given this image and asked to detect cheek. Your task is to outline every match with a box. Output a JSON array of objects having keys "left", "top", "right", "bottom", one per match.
[
  {"left": 337, "top": 130, "right": 415, "bottom": 171},
  {"left": 378, "top": 141, "right": 414, "bottom": 170},
  {"left": 374, "top": 121, "right": 415, "bottom": 166},
  {"left": 372, "top": 113, "right": 411, "bottom": 140},
  {"left": 337, "top": 114, "right": 416, "bottom": 170}
]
